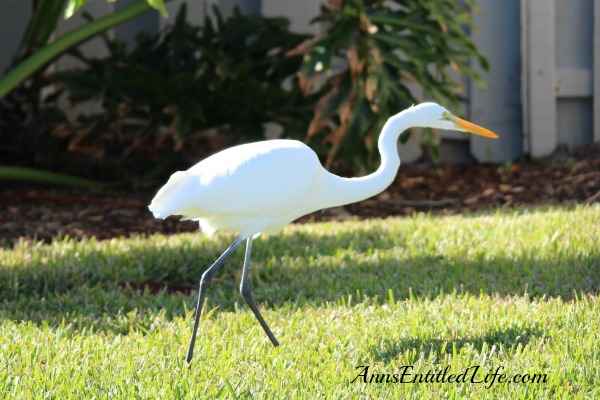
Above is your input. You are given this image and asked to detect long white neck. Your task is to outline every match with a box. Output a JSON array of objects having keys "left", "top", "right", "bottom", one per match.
[{"left": 313, "top": 110, "right": 412, "bottom": 209}]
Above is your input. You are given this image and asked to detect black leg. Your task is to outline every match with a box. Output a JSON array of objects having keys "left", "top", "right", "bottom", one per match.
[
  {"left": 240, "top": 237, "right": 280, "bottom": 347},
  {"left": 186, "top": 236, "right": 243, "bottom": 363}
]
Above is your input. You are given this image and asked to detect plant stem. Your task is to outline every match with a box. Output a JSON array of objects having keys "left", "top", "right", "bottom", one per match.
[{"left": 0, "top": 166, "right": 120, "bottom": 189}]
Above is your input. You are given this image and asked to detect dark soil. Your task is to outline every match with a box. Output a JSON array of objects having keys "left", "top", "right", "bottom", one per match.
[{"left": 1, "top": 144, "right": 599, "bottom": 247}]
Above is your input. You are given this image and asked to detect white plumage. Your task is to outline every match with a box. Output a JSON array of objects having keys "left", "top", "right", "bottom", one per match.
[
  {"left": 149, "top": 102, "right": 499, "bottom": 362},
  {"left": 150, "top": 140, "right": 322, "bottom": 236}
]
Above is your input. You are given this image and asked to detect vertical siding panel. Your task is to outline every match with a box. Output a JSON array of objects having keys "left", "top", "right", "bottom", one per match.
[
  {"left": 523, "top": 0, "right": 557, "bottom": 157},
  {"left": 555, "top": 0, "right": 594, "bottom": 150},
  {"left": 470, "top": 0, "right": 523, "bottom": 162}
]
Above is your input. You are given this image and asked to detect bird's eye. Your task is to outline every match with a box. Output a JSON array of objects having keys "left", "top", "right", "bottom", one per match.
[{"left": 442, "top": 112, "right": 452, "bottom": 120}]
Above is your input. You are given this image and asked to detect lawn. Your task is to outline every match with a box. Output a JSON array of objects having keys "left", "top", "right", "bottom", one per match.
[{"left": 1, "top": 205, "right": 599, "bottom": 398}]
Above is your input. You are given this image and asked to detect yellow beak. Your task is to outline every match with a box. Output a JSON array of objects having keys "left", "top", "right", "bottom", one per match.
[{"left": 454, "top": 117, "right": 499, "bottom": 139}]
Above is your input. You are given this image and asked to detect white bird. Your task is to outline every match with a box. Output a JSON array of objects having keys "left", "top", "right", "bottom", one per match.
[{"left": 149, "top": 102, "right": 499, "bottom": 362}]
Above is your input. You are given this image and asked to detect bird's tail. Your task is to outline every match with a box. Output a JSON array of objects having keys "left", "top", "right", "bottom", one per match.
[{"left": 148, "top": 171, "right": 194, "bottom": 219}]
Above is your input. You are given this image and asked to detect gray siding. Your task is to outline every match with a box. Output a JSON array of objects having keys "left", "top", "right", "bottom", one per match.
[{"left": 1, "top": 0, "right": 598, "bottom": 163}]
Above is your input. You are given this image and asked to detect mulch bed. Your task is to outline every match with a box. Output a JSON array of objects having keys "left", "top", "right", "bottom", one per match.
[{"left": 1, "top": 144, "right": 598, "bottom": 247}]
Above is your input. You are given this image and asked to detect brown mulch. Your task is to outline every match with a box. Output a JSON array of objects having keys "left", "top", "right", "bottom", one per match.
[{"left": 1, "top": 144, "right": 599, "bottom": 247}]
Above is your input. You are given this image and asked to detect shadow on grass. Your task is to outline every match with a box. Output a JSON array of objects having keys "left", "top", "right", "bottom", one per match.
[
  {"left": 1, "top": 228, "right": 599, "bottom": 330},
  {"left": 371, "top": 324, "right": 545, "bottom": 363}
]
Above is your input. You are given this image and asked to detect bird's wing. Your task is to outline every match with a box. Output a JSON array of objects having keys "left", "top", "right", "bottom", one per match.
[
  {"left": 187, "top": 140, "right": 321, "bottom": 218},
  {"left": 150, "top": 140, "right": 323, "bottom": 229}
]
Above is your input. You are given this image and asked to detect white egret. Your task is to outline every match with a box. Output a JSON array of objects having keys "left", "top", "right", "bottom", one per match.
[{"left": 149, "top": 102, "right": 499, "bottom": 362}]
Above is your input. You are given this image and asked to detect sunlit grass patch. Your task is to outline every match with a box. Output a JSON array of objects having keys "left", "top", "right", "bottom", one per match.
[{"left": 1, "top": 204, "right": 599, "bottom": 398}]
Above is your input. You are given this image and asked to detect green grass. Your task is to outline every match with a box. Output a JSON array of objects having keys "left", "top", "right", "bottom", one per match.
[{"left": 1, "top": 205, "right": 599, "bottom": 398}]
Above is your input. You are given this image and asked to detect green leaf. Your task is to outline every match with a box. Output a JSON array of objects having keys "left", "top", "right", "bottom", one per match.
[
  {"left": 301, "top": 0, "right": 489, "bottom": 170},
  {"left": 147, "top": 0, "right": 168, "bottom": 18},
  {"left": 0, "top": 0, "right": 152, "bottom": 99},
  {"left": 65, "top": 0, "right": 88, "bottom": 19}
]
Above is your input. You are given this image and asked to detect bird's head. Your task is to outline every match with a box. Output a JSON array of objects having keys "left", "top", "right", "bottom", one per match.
[{"left": 408, "top": 102, "right": 499, "bottom": 138}]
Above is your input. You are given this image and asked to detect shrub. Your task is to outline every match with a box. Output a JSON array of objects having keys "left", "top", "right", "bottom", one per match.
[
  {"left": 289, "top": 0, "right": 488, "bottom": 171},
  {"left": 46, "top": 5, "right": 310, "bottom": 175}
]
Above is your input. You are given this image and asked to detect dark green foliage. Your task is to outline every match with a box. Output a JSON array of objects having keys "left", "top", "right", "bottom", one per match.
[
  {"left": 291, "top": 0, "right": 488, "bottom": 171},
  {"left": 0, "top": 0, "right": 68, "bottom": 167},
  {"left": 44, "top": 0, "right": 488, "bottom": 177},
  {"left": 49, "top": 5, "right": 310, "bottom": 158}
]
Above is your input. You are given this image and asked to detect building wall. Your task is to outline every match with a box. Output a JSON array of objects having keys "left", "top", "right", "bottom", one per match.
[
  {"left": 0, "top": 0, "right": 598, "bottom": 163},
  {"left": 521, "top": 0, "right": 599, "bottom": 157},
  {"left": 0, "top": 2, "right": 33, "bottom": 73},
  {"left": 469, "top": 0, "right": 523, "bottom": 163}
]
